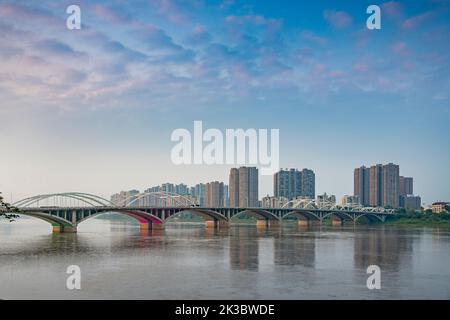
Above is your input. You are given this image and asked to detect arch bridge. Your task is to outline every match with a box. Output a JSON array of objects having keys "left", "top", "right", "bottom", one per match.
[{"left": 5, "top": 193, "right": 396, "bottom": 233}]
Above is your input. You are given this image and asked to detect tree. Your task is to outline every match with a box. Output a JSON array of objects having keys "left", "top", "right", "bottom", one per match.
[
  {"left": 445, "top": 204, "right": 450, "bottom": 213},
  {"left": 0, "top": 192, "right": 20, "bottom": 221}
]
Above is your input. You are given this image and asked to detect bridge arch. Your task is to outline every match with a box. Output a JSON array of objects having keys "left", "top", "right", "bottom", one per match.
[
  {"left": 230, "top": 209, "right": 280, "bottom": 221},
  {"left": 76, "top": 210, "right": 164, "bottom": 226},
  {"left": 18, "top": 211, "right": 76, "bottom": 232},
  {"left": 164, "top": 208, "right": 228, "bottom": 223},
  {"left": 281, "top": 210, "right": 321, "bottom": 221},
  {"left": 13, "top": 192, "right": 114, "bottom": 208},
  {"left": 119, "top": 192, "right": 196, "bottom": 207},
  {"left": 321, "top": 211, "right": 355, "bottom": 221},
  {"left": 354, "top": 213, "right": 385, "bottom": 223}
]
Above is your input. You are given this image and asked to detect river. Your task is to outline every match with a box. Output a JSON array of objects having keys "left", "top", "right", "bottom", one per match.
[{"left": 1, "top": 217, "right": 449, "bottom": 299}]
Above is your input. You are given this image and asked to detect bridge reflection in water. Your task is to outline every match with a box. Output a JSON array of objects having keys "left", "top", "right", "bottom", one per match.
[{"left": 9, "top": 192, "right": 396, "bottom": 233}]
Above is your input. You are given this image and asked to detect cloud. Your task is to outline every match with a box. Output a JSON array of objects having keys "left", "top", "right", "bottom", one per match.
[
  {"left": 323, "top": 10, "right": 353, "bottom": 29},
  {"left": 184, "top": 25, "right": 213, "bottom": 46},
  {"left": 0, "top": 3, "right": 62, "bottom": 27},
  {"left": 34, "top": 39, "right": 86, "bottom": 59},
  {"left": 392, "top": 41, "right": 408, "bottom": 55},
  {"left": 137, "top": 24, "right": 195, "bottom": 62},
  {"left": 301, "top": 31, "right": 328, "bottom": 45},
  {"left": 149, "top": 0, "right": 193, "bottom": 25},
  {"left": 402, "top": 11, "right": 434, "bottom": 29},
  {"left": 381, "top": 1, "right": 403, "bottom": 18},
  {"left": 91, "top": 4, "right": 133, "bottom": 24}
]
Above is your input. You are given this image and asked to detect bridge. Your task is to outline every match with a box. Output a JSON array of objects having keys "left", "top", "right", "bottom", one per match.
[{"left": 3, "top": 192, "right": 397, "bottom": 233}]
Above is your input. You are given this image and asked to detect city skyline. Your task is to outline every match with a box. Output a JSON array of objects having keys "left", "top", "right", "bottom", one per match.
[
  {"left": 1, "top": 0, "right": 449, "bottom": 205},
  {"left": 106, "top": 164, "right": 417, "bottom": 210}
]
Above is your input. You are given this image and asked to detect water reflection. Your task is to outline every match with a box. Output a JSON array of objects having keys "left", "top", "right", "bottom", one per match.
[{"left": 1, "top": 218, "right": 450, "bottom": 299}]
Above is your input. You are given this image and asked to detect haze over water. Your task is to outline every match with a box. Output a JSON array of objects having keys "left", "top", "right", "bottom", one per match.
[{"left": 1, "top": 217, "right": 449, "bottom": 299}]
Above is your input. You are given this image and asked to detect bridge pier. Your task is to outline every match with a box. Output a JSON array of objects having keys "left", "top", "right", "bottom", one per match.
[
  {"left": 205, "top": 220, "right": 228, "bottom": 229},
  {"left": 256, "top": 219, "right": 268, "bottom": 228},
  {"left": 298, "top": 219, "right": 309, "bottom": 226},
  {"left": 310, "top": 220, "right": 321, "bottom": 226},
  {"left": 53, "top": 225, "right": 77, "bottom": 233},
  {"left": 268, "top": 220, "right": 280, "bottom": 228},
  {"left": 140, "top": 222, "right": 165, "bottom": 231},
  {"left": 330, "top": 215, "right": 344, "bottom": 226}
]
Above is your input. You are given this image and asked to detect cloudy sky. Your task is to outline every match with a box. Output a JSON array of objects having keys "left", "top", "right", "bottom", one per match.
[{"left": 0, "top": 0, "right": 449, "bottom": 205}]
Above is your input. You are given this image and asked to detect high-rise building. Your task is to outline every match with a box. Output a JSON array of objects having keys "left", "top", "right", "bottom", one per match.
[
  {"left": 301, "top": 169, "right": 315, "bottom": 199},
  {"left": 316, "top": 193, "right": 336, "bottom": 207},
  {"left": 111, "top": 189, "right": 140, "bottom": 206},
  {"left": 274, "top": 168, "right": 315, "bottom": 200},
  {"left": 369, "top": 164, "right": 383, "bottom": 207},
  {"left": 229, "top": 168, "right": 239, "bottom": 207},
  {"left": 262, "top": 196, "right": 288, "bottom": 208},
  {"left": 341, "top": 195, "right": 360, "bottom": 206},
  {"left": 399, "top": 195, "right": 421, "bottom": 211},
  {"left": 354, "top": 162, "right": 411, "bottom": 209},
  {"left": 191, "top": 183, "right": 206, "bottom": 206},
  {"left": 229, "top": 167, "right": 259, "bottom": 207},
  {"left": 161, "top": 183, "right": 175, "bottom": 194},
  {"left": 382, "top": 163, "right": 400, "bottom": 208},
  {"left": 354, "top": 166, "right": 370, "bottom": 206},
  {"left": 205, "top": 181, "right": 225, "bottom": 207},
  {"left": 274, "top": 169, "right": 301, "bottom": 200},
  {"left": 175, "top": 183, "right": 189, "bottom": 196},
  {"left": 399, "top": 176, "right": 413, "bottom": 196}
]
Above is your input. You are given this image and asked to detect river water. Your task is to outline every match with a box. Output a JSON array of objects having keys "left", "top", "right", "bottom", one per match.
[{"left": 0, "top": 217, "right": 449, "bottom": 299}]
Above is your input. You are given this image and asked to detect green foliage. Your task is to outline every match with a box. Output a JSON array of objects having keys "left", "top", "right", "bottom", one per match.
[
  {"left": 0, "top": 192, "right": 20, "bottom": 221},
  {"left": 445, "top": 204, "right": 450, "bottom": 213},
  {"left": 387, "top": 209, "right": 450, "bottom": 225}
]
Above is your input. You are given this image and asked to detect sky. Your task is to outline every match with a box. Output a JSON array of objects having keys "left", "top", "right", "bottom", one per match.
[{"left": 0, "top": 0, "right": 449, "bottom": 205}]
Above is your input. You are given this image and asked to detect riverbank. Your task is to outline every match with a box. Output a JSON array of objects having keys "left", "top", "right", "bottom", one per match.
[{"left": 383, "top": 212, "right": 450, "bottom": 227}]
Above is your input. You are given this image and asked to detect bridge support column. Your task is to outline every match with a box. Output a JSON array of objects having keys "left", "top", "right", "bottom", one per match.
[
  {"left": 205, "top": 220, "right": 228, "bottom": 229},
  {"left": 268, "top": 220, "right": 280, "bottom": 228},
  {"left": 151, "top": 223, "right": 165, "bottom": 230},
  {"left": 140, "top": 223, "right": 151, "bottom": 231},
  {"left": 331, "top": 216, "right": 343, "bottom": 226},
  {"left": 53, "top": 225, "right": 77, "bottom": 233},
  {"left": 298, "top": 219, "right": 309, "bottom": 226},
  {"left": 310, "top": 220, "right": 321, "bottom": 226},
  {"left": 256, "top": 219, "right": 269, "bottom": 228}
]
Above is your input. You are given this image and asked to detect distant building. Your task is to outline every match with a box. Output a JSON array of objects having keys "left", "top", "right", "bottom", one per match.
[
  {"left": 432, "top": 202, "right": 450, "bottom": 214},
  {"left": 229, "top": 167, "right": 259, "bottom": 207},
  {"left": 354, "top": 166, "right": 370, "bottom": 206},
  {"left": 111, "top": 189, "right": 139, "bottom": 206},
  {"left": 341, "top": 195, "right": 360, "bottom": 207},
  {"left": 301, "top": 169, "right": 315, "bottom": 199},
  {"left": 354, "top": 162, "right": 405, "bottom": 208},
  {"left": 317, "top": 193, "right": 336, "bottom": 207},
  {"left": 205, "top": 181, "right": 225, "bottom": 207},
  {"left": 369, "top": 164, "right": 383, "bottom": 207},
  {"left": 399, "top": 176, "right": 413, "bottom": 196},
  {"left": 399, "top": 195, "right": 421, "bottom": 211},
  {"left": 274, "top": 168, "right": 315, "bottom": 200},
  {"left": 274, "top": 169, "right": 301, "bottom": 200},
  {"left": 382, "top": 163, "right": 400, "bottom": 208},
  {"left": 190, "top": 183, "right": 206, "bottom": 206},
  {"left": 161, "top": 183, "right": 175, "bottom": 194},
  {"left": 175, "top": 183, "right": 189, "bottom": 196},
  {"left": 229, "top": 168, "right": 239, "bottom": 207},
  {"left": 262, "top": 196, "right": 288, "bottom": 208}
]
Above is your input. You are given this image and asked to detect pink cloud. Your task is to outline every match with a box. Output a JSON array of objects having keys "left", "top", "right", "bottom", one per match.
[
  {"left": 381, "top": 1, "right": 403, "bottom": 18},
  {"left": 323, "top": 10, "right": 353, "bottom": 29},
  {"left": 392, "top": 41, "right": 408, "bottom": 55},
  {"left": 302, "top": 31, "right": 328, "bottom": 45},
  {"left": 402, "top": 11, "right": 434, "bottom": 29},
  {"left": 91, "top": 5, "right": 132, "bottom": 24},
  {"left": 353, "top": 63, "right": 369, "bottom": 72}
]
